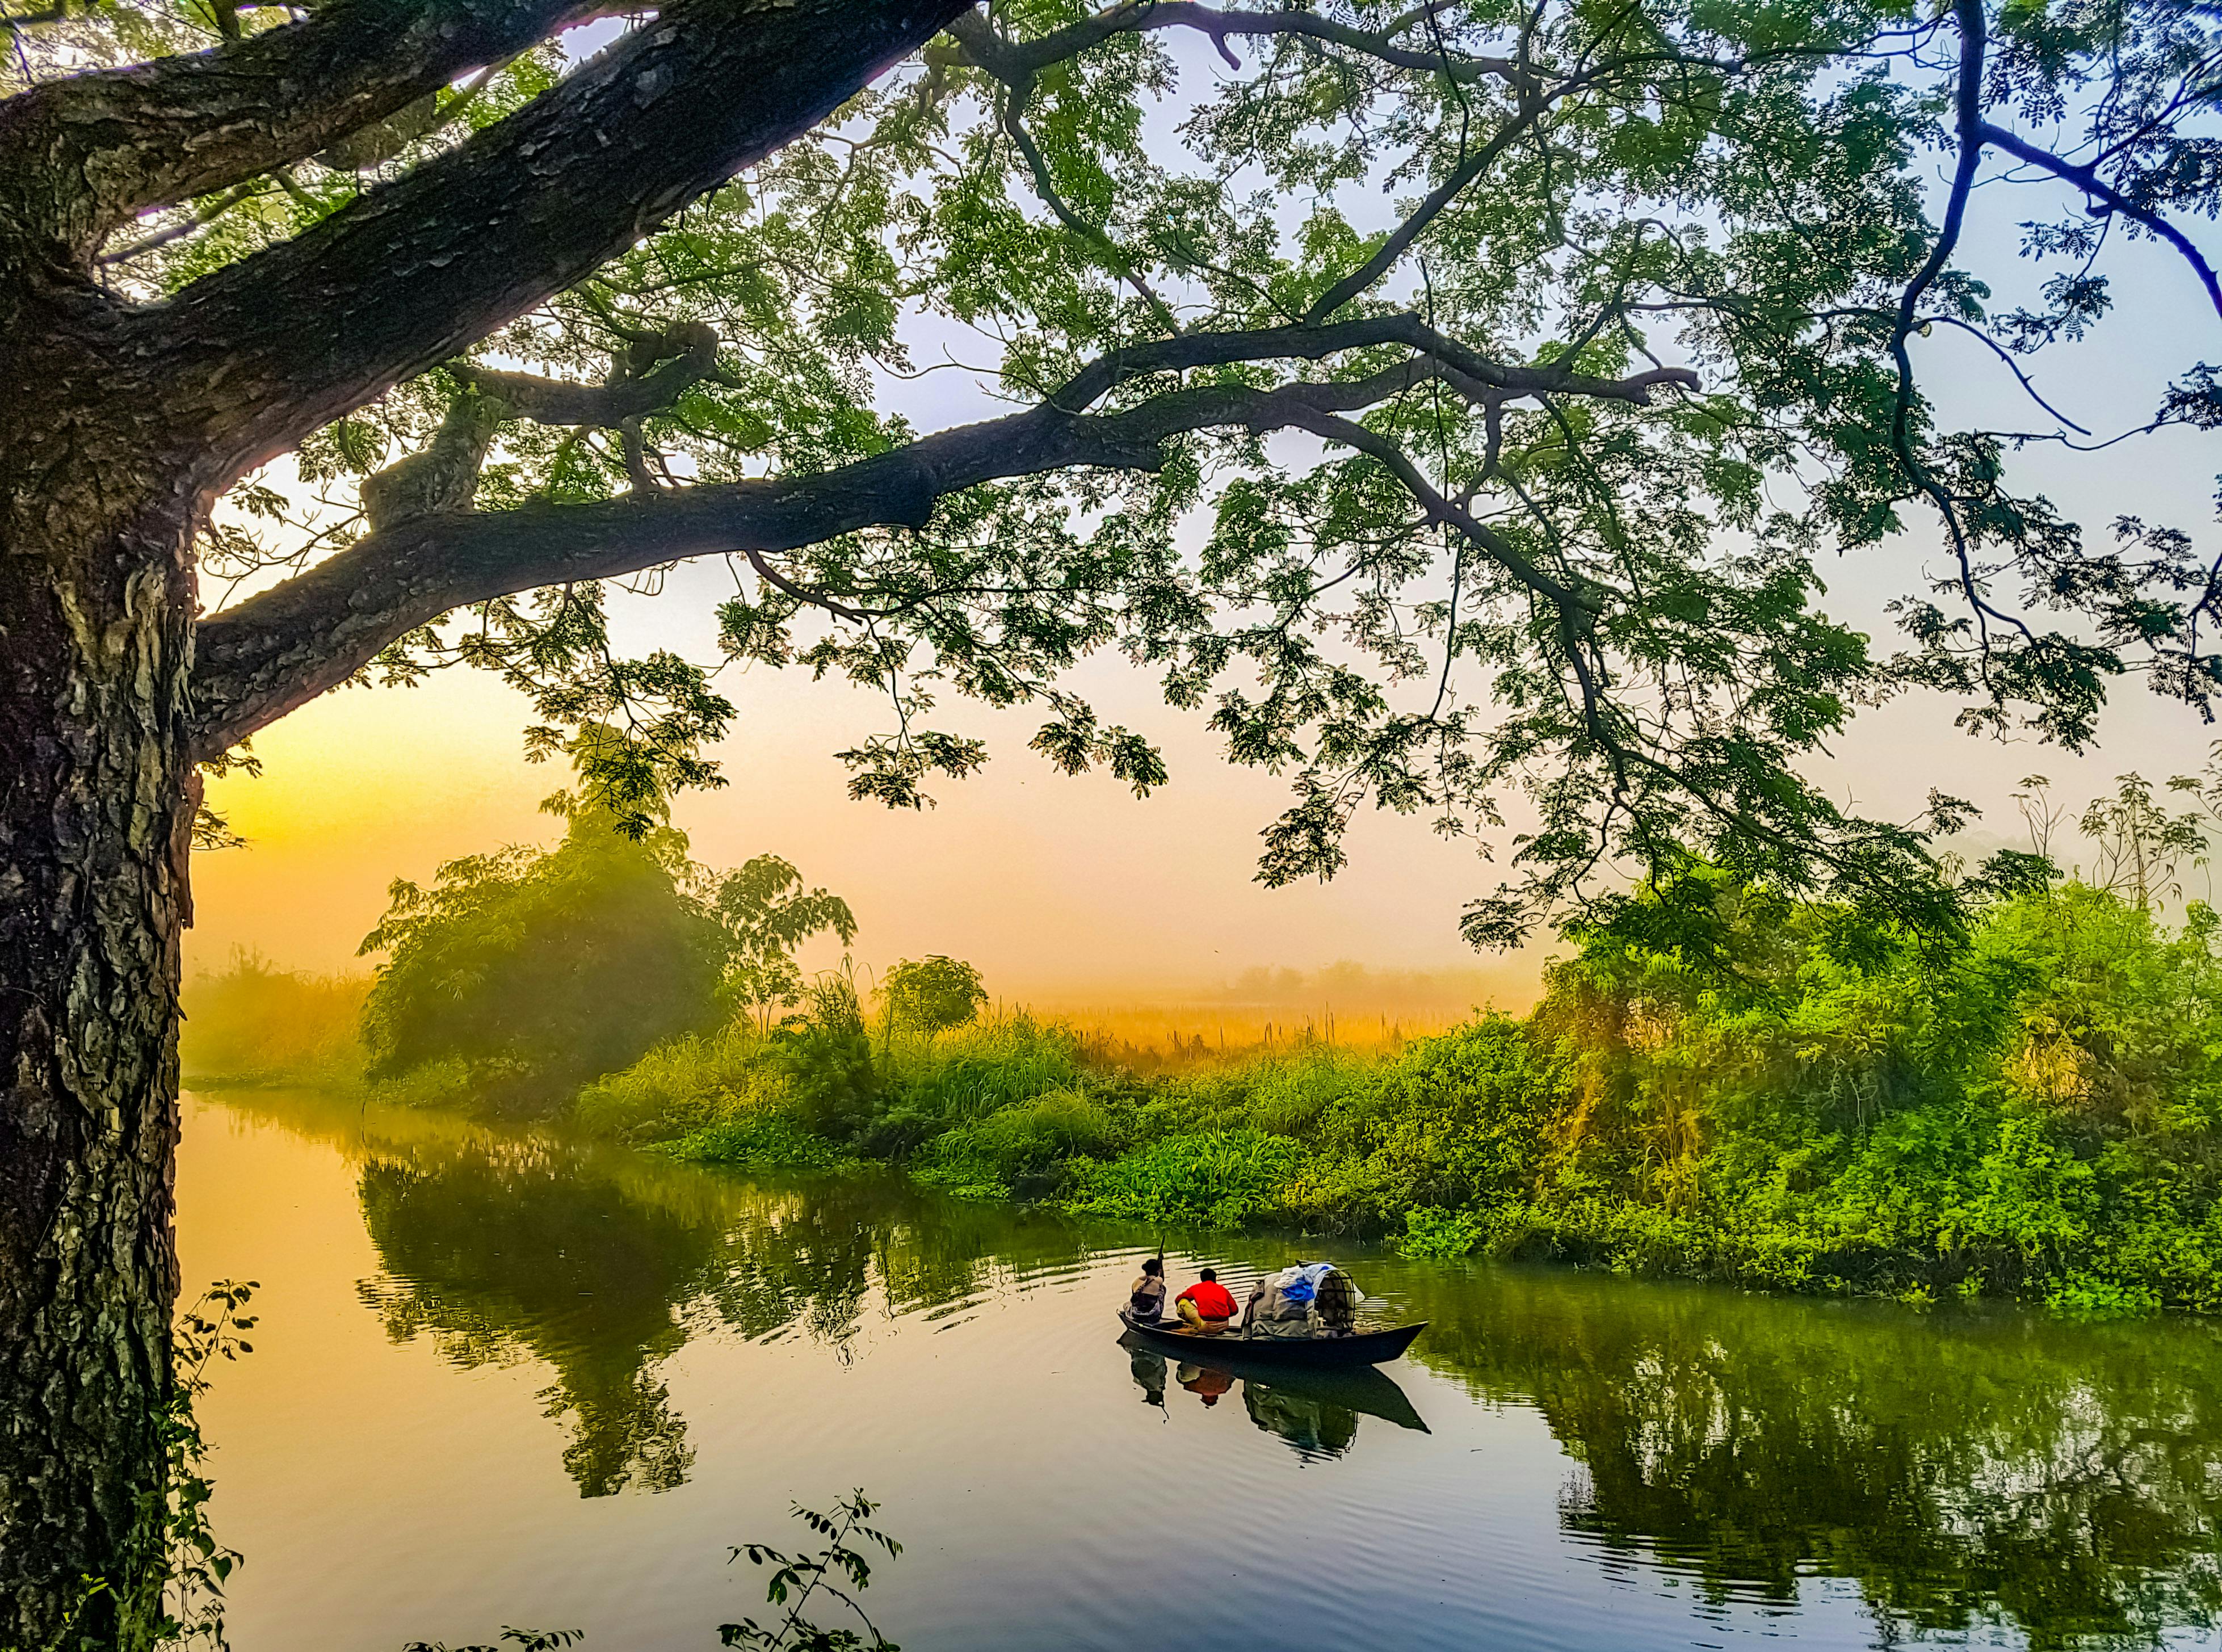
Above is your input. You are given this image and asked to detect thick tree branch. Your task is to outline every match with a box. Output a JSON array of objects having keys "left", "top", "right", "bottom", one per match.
[
  {"left": 0, "top": 0, "right": 595, "bottom": 262},
  {"left": 137, "top": 0, "right": 973, "bottom": 494},
  {"left": 453, "top": 320, "right": 721, "bottom": 426},
  {"left": 191, "top": 356, "right": 1541, "bottom": 755},
  {"left": 1053, "top": 310, "right": 1697, "bottom": 408}
]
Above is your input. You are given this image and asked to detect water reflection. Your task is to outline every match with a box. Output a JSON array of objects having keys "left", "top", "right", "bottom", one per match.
[
  {"left": 1120, "top": 1334, "right": 1429, "bottom": 1462},
  {"left": 355, "top": 1148, "right": 707, "bottom": 1496},
  {"left": 199, "top": 1090, "right": 2222, "bottom": 1649},
  {"left": 240, "top": 1094, "right": 1095, "bottom": 1499},
  {"left": 1391, "top": 1268, "right": 2222, "bottom": 1644}
]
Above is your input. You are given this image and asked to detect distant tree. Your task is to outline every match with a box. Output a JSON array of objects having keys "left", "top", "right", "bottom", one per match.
[
  {"left": 714, "top": 859, "right": 860, "bottom": 1031},
  {"left": 2077, "top": 774, "right": 2210, "bottom": 912},
  {"left": 359, "top": 793, "right": 728, "bottom": 1110},
  {"left": 879, "top": 956, "right": 988, "bottom": 1037}
]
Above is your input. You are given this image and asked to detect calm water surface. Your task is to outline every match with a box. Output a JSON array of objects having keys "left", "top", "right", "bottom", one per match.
[{"left": 176, "top": 1088, "right": 2222, "bottom": 1651}]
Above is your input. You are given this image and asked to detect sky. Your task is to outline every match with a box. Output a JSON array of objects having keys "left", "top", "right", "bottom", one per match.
[{"left": 186, "top": 26, "right": 2221, "bottom": 1009}]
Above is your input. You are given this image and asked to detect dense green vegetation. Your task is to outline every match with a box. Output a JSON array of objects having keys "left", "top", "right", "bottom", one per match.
[
  {"left": 355, "top": 781, "right": 854, "bottom": 1113},
  {"left": 187, "top": 769, "right": 2222, "bottom": 1315},
  {"left": 567, "top": 868, "right": 2221, "bottom": 1314}
]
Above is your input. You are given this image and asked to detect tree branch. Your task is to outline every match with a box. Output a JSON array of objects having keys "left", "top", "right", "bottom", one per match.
[
  {"left": 944, "top": 2, "right": 1522, "bottom": 87},
  {"left": 137, "top": 0, "right": 974, "bottom": 493},
  {"left": 1052, "top": 310, "right": 1696, "bottom": 409},
  {"left": 0, "top": 0, "right": 595, "bottom": 262},
  {"left": 1975, "top": 117, "right": 2222, "bottom": 325},
  {"left": 192, "top": 351, "right": 1595, "bottom": 755},
  {"left": 453, "top": 320, "right": 721, "bottom": 426}
]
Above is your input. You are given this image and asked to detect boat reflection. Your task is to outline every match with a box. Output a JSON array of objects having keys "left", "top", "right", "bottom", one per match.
[{"left": 1119, "top": 1330, "right": 1429, "bottom": 1460}]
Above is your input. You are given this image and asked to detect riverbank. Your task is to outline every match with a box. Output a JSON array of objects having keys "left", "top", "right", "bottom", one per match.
[
  {"left": 600, "top": 881, "right": 2222, "bottom": 1314},
  {"left": 187, "top": 879, "right": 2222, "bottom": 1315}
]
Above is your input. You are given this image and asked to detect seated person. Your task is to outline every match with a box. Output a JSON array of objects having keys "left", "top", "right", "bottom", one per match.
[
  {"left": 1174, "top": 1269, "right": 1238, "bottom": 1335},
  {"left": 1128, "top": 1257, "right": 1168, "bottom": 1323}
]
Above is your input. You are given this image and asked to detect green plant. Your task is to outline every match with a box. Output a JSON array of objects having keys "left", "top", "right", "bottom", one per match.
[
  {"left": 720, "top": 1492, "right": 902, "bottom": 1652},
  {"left": 403, "top": 1631, "right": 585, "bottom": 1652},
  {"left": 1398, "top": 1208, "right": 1490, "bottom": 1260},
  {"left": 360, "top": 791, "right": 728, "bottom": 1113},
  {"left": 712, "top": 859, "right": 858, "bottom": 1032},
  {"left": 877, "top": 959, "right": 986, "bottom": 1039},
  {"left": 60, "top": 1281, "right": 263, "bottom": 1652},
  {"left": 772, "top": 976, "right": 880, "bottom": 1145}
]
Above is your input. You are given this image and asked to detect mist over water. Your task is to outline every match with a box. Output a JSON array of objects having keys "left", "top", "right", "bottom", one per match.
[{"left": 179, "top": 1088, "right": 2222, "bottom": 1652}]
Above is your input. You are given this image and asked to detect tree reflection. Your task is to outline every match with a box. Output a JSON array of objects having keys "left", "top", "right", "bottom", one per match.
[
  {"left": 334, "top": 1105, "right": 1096, "bottom": 1498},
  {"left": 1393, "top": 1268, "right": 2222, "bottom": 1647},
  {"left": 357, "top": 1149, "right": 709, "bottom": 1497}
]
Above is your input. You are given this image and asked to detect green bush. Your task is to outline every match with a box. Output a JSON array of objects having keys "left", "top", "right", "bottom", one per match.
[
  {"left": 572, "top": 1025, "right": 787, "bottom": 1143},
  {"left": 520, "top": 864, "right": 2222, "bottom": 1313},
  {"left": 659, "top": 1113, "right": 846, "bottom": 1172},
  {"left": 1067, "top": 1130, "right": 1314, "bottom": 1228},
  {"left": 916, "top": 1088, "right": 1125, "bottom": 1200}
]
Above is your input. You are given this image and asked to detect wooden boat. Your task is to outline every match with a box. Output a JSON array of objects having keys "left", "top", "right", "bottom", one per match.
[
  {"left": 1118, "top": 1328, "right": 1430, "bottom": 1432},
  {"left": 1116, "top": 1308, "right": 1425, "bottom": 1367}
]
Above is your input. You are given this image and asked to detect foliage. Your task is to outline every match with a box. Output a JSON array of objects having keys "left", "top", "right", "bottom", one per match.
[
  {"left": 574, "top": 1025, "right": 789, "bottom": 1144},
  {"left": 43, "top": 0, "right": 2212, "bottom": 943},
  {"left": 720, "top": 1491, "right": 903, "bottom": 1652},
  {"left": 599, "top": 868, "right": 2222, "bottom": 1313},
  {"left": 876, "top": 957, "right": 986, "bottom": 1037},
  {"left": 2074, "top": 771, "right": 2212, "bottom": 910},
  {"left": 713, "top": 860, "right": 858, "bottom": 1029},
  {"left": 914, "top": 1088, "right": 1125, "bottom": 1200},
  {"left": 359, "top": 794, "right": 726, "bottom": 1111},
  {"left": 660, "top": 1114, "right": 849, "bottom": 1175},
  {"left": 61, "top": 1281, "right": 262, "bottom": 1652},
  {"left": 359, "top": 772, "right": 852, "bottom": 1115},
  {"left": 1065, "top": 1129, "right": 1314, "bottom": 1229},
  {"left": 403, "top": 1632, "right": 584, "bottom": 1652},
  {"left": 770, "top": 976, "right": 883, "bottom": 1146}
]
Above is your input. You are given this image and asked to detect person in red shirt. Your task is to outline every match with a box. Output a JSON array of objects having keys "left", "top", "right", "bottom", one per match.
[{"left": 1174, "top": 1269, "right": 1238, "bottom": 1335}]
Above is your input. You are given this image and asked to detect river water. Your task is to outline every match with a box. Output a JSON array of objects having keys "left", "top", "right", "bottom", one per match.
[{"left": 175, "top": 1088, "right": 2222, "bottom": 1652}]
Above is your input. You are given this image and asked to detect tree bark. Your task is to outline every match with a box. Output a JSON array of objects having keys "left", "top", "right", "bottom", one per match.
[{"left": 0, "top": 324, "right": 199, "bottom": 1649}]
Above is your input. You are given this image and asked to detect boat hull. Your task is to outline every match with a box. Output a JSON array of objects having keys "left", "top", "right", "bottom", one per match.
[{"left": 1117, "top": 1309, "right": 1425, "bottom": 1367}]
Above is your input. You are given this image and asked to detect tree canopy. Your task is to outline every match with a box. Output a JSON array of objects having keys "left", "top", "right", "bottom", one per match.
[
  {"left": 358, "top": 781, "right": 854, "bottom": 1106},
  {"left": 880, "top": 955, "right": 990, "bottom": 1034},
  {"left": 12, "top": 0, "right": 2222, "bottom": 939}
]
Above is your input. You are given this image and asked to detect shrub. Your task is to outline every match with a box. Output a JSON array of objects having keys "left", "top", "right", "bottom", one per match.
[
  {"left": 660, "top": 1114, "right": 846, "bottom": 1172},
  {"left": 879, "top": 956, "right": 988, "bottom": 1035},
  {"left": 1067, "top": 1130, "right": 1313, "bottom": 1228},
  {"left": 917, "top": 1088, "right": 1125, "bottom": 1200}
]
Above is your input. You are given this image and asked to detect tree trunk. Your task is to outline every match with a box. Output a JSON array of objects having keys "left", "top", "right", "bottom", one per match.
[{"left": 0, "top": 410, "right": 198, "bottom": 1648}]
